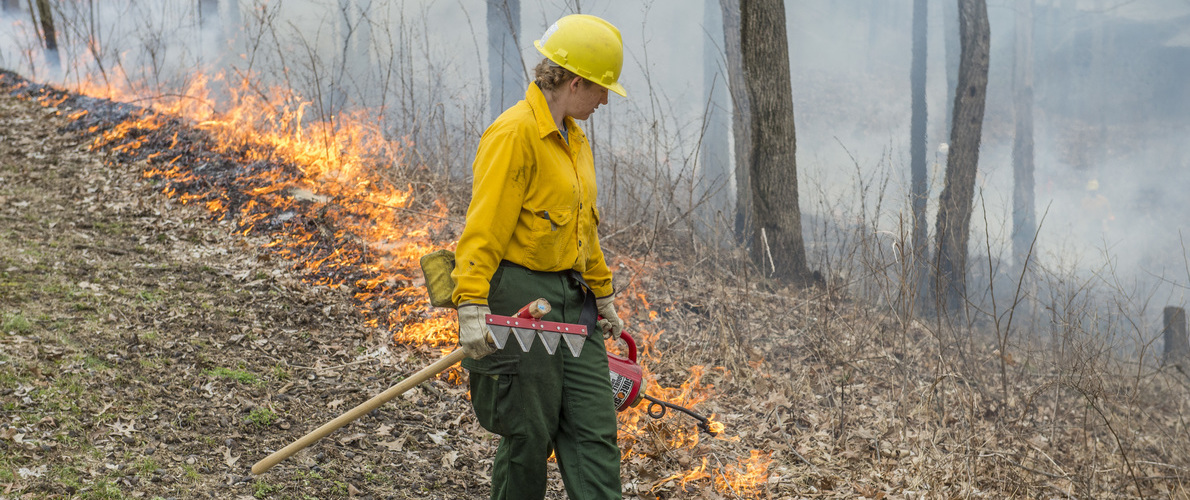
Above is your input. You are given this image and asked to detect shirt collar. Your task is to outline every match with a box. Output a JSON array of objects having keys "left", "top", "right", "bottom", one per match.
[{"left": 526, "top": 82, "right": 583, "bottom": 144}]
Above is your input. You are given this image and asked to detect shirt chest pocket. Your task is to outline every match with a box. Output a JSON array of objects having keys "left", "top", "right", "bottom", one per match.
[{"left": 526, "top": 208, "right": 576, "bottom": 268}]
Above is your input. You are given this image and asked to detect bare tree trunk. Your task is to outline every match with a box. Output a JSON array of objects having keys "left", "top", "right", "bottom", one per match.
[
  {"left": 698, "top": 0, "right": 731, "bottom": 239},
  {"left": 933, "top": 0, "right": 989, "bottom": 314},
  {"left": 33, "top": 0, "right": 59, "bottom": 70},
  {"left": 198, "top": 0, "right": 219, "bottom": 28},
  {"left": 740, "top": 0, "right": 813, "bottom": 285},
  {"left": 487, "top": 0, "right": 523, "bottom": 121},
  {"left": 910, "top": 0, "right": 929, "bottom": 300},
  {"left": 720, "top": 0, "right": 752, "bottom": 245},
  {"left": 1011, "top": 0, "right": 1036, "bottom": 270},
  {"left": 942, "top": 0, "right": 959, "bottom": 139},
  {"left": 1164, "top": 307, "right": 1189, "bottom": 367}
]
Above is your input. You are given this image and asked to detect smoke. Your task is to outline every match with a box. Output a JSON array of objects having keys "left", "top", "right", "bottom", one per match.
[{"left": 0, "top": 0, "right": 1185, "bottom": 313}]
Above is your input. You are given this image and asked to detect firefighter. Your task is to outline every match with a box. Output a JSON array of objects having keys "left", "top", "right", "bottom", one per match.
[{"left": 450, "top": 14, "right": 627, "bottom": 500}]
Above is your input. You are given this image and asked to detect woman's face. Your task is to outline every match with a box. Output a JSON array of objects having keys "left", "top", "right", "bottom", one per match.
[{"left": 567, "top": 79, "right": 609, "bottom": 121}]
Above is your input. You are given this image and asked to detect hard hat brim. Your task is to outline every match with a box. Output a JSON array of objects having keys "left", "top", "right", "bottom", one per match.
[{"left": 534, "top": 40, "right": 627, "bottom": 98}]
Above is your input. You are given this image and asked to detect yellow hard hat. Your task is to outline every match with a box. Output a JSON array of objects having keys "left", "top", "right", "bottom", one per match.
[
  {"left": 534, "top": 14, "right": 627, "bottom": 97},
  {"left": 1086, "top": 179, "right": 1099, "bottom": 191}
]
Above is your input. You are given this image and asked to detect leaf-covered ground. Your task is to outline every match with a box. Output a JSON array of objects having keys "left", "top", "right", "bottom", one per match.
[
  {"left": 3, "top": 73, "right": 1190, "bottom": 500},
  {"left": 0, "top": 77, "right": 524, "bottom": 499}
]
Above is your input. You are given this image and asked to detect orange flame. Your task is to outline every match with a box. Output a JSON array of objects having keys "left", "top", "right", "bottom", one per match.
[
  {"left": 650, "top": 450, "right": 771, "bottom": 497},
  {"left": 714, "top": 450, "right": 773, "bottom": 497},
  {"left": 81, "top": 72, "right": 457, "bottom": 349}
]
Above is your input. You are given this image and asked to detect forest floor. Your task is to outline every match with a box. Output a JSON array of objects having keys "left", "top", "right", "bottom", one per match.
[
  {"left": 0, "top": 76, "right": 505, "bottom": 499},
  {"left": 2, "top": 71, "right": 1188, "bottom": 500}
]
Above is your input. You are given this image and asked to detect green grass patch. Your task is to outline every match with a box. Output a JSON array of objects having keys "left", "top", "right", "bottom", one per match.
[
  {"left": 252, "top": 480, "right": 280, "bottom": 498},
  {"left": 53, "top": 373, "right": 85, "bottom": 396},
  {"left": 137, "top": 357, "right": 163, "bottom": 371},
  {"left": 79, "top": 479, "right": 124, "bottom": 499},
  {"left": 1, "top": 311, "right": 32, "bottom": 334},
  {"left": 207, "top": 367, "right": 261, "bottom": 385},
  {"left": 271, "top": 365, "right": 290, "bottom": 381},
  {"left": 135, "top": 457, "right": 158, "bottom": 475},
  {"left": 247, "top": 407, "right": 275, "bottom": 427},
  {"left": 92, "top": 221, "right": 125, "bottom": 235},
  {"left": 83, "top": 355, "right": 111, "bottom": 371},
  {"left": 181, "top": 464, "right": 199, "bottom": 483},
  {"left": 52, "top": 464, "right": 84, "bottom": 492},
  {"left": 0, "top": 278, "right": 28, "bottom": 302}
]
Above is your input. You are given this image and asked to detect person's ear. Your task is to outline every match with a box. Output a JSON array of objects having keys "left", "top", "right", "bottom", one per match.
[{"left": 568, "top": 76, "right": 584, "bottom": 93}]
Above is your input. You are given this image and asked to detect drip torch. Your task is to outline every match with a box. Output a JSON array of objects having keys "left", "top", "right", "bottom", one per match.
[{"left": 607, "top": 330, "right": 718, "bottom": 436}]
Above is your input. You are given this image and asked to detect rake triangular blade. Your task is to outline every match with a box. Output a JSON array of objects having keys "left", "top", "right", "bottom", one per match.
[
  {"left": 538, "top": 329, "right": 561, "bottom": 355},
  {"left": 561, "top": 333, "right": 586, "bottom": 357},
  {"left": 488, "top": 325, "right": 511, "bottom": 350},
  {"left": 512, "top": 327, "right": 537, "bottom": 352}
]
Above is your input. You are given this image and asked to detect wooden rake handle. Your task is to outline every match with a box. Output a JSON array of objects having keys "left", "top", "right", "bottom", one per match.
[
  {"left": 251, "top": 347, "right": 467, "bottom": 474},
  {"left": 251, "top": 298, "right": 550, "bottom": 475}
]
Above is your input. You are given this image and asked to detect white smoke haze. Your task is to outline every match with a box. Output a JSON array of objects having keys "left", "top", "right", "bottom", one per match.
[{"left": 1, "top": 0, "right": 1187, "bottom": 344}]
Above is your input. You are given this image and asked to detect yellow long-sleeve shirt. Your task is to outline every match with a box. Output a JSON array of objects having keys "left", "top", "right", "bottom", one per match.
[{"left": 451, "top": 83, "right": 613, "bottom": 306}]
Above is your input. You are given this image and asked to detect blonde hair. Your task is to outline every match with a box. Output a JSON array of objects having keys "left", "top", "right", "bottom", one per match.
[{"left": 534, "top": 58, "right": 590, "bottom": 92}]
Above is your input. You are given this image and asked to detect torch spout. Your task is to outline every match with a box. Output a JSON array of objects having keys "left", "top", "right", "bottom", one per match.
[{"left": 641, "top": 394, "right": 718, "bottom": 436}]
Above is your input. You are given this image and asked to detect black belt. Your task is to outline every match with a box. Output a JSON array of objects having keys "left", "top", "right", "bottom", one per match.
[
  {"left": 498, "top": 261, "right": 596, "bottom": 325},
  {"left": 498, "top": 260, "right": 587, "bottom": 289}
]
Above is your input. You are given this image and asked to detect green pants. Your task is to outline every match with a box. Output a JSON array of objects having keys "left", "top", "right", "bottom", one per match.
[{"left": 463, "top": 264, "right": 621, "bottom": 500}]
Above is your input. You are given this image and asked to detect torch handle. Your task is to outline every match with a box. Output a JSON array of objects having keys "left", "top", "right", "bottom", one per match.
[
  {"left": 251, "top": 347, "right": 467, "bottom": 475},
  {"left": 619, "top": 330, "right": 637, "bottom": 363}
]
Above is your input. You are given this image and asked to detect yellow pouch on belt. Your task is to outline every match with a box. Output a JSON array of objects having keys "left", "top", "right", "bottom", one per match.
[{"left": 419, "top": 249, "right": 457, "bottom": 308}]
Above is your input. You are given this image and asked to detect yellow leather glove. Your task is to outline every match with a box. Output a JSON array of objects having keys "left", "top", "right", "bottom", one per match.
[
  {"left": 595, "top": 295, "right": 624, "bottom": 340},
  {"left": 457, "top": 303, "right": 496, "bottom": 359}
]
